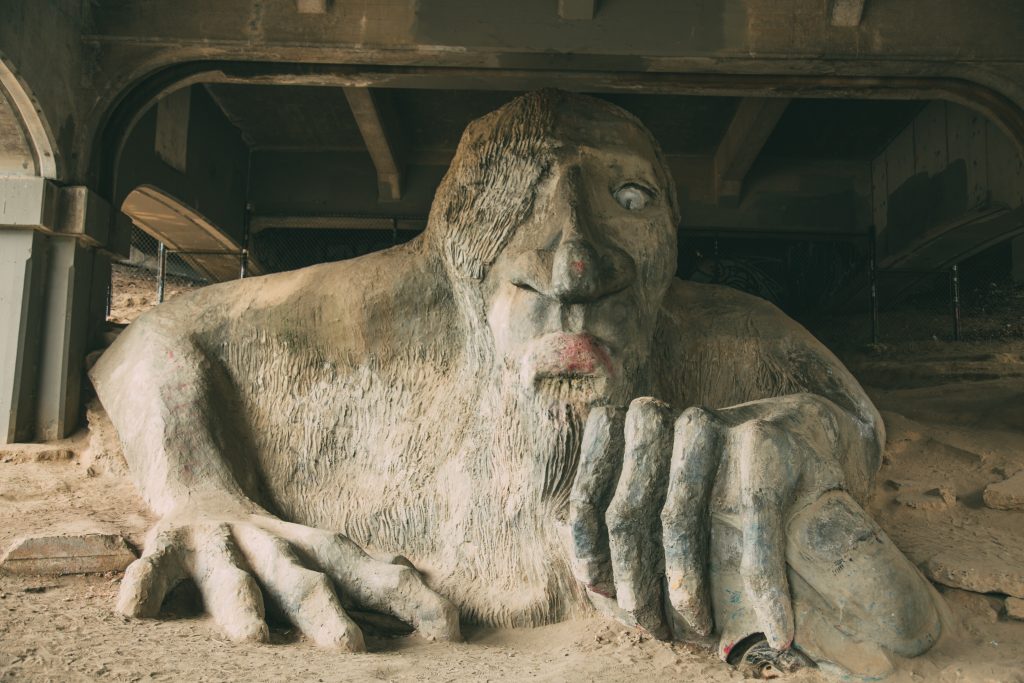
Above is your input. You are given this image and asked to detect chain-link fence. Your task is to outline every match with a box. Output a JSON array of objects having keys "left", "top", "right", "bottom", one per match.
[
  {"left": 816, "top": 268, "right": 1023, "bottom": 348},
  {"left": 682, "top": 235, "right": 1024, "bottom": 350},
  {"left": 108, "top": 229, "right": 209, "bottom": 324},
  {"left": 876, "top": 269, "right": 961, "bottom": 342}
]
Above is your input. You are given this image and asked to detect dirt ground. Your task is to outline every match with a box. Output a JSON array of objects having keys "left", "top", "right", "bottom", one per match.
[
  {"left": 106, "top": 263, "right": 201, "bottom": 326},
  {"left": 2, "top": 333, "right": 1024, "bottom": 680}
]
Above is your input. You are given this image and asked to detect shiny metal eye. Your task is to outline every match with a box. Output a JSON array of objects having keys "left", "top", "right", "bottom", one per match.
[{"left": 612, "top": 183, "right": 653, "bottom": 211}]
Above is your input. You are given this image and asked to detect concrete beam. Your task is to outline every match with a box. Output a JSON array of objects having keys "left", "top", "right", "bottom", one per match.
[
  {"left": 57, "top": 186, "right": 110, "bottom": 247},
  {"left": 0, "top": 177, "right": 60, "bottom": 231},
  {"left": 830, "top": 0, "right": 866, "bottom": 27},
  {"left": 296, "top": 0, "right": 329, "bottom": 14},
  {"left": 559, "top": 0, "right": 595, "bottom": 20},
  {"left": 342, "top": 87, "right": 404, "bottom": 201},
  {"left": 249, "top": 214, "right": 426, "bottom": 233},
  {"left": 713, "top": 98, "right": 790, "bottom": 206}
]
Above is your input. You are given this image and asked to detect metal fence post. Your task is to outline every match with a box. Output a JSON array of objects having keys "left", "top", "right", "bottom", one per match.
[
  {"left": 241, "top": 202, "right": 251, "bottom": 279},
  {"left": 870, "top": 232, "right": 879, "bottom": 344},
  {"left": 157, "top": 242, "right": 167, "bottom": 304},
  {"left": 951, "top": 264, "right": 962, "bottom": 341}
]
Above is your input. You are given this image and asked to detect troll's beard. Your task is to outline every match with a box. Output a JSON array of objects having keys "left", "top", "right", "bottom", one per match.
[{"left": 429, "top": 350, "right": 647, "bottom": 628}]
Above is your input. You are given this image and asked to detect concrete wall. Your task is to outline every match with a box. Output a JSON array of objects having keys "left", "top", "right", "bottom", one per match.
[
  {"left": 0, "top": 1, "right": 86, "bottom": 182},
  {"left": 676, "top": 156, "right": 871, "bottom": 238},
  {"left": 86, "top": 1, "right": 1024, "bottom": 62},
  {"left": 872, "top": 101, "right": 1024, "bottom": 269},
  {"left": 111, "top": 85, "right": 250, "bottom": 256},
  {"left": 0, "top": 93, "right": 34, "bottom": 175}
]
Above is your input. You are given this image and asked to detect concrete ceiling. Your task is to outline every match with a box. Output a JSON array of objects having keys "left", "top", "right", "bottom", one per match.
[
  {"left": 205, "top": 84, "right": 364, "bottom": 150},
  {"left": 760, "top": 99, "right": 924, "bottom": 159},
  {"left": 205, "top": 84, "right": 921, "bottom": 162}
]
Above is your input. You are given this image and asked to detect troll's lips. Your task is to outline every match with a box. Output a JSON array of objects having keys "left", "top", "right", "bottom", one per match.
[{"left": 521, "top": 332, "right": 617, "bottom": 381}]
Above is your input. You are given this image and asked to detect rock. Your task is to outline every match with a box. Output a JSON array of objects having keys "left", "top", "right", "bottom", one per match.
[
  {"left": 1006, "top": 596, "right": 1024, "bottom": 621},
  {"left": 924, "top": 552, "right": 1024, "bottom": 599},
  {"left": 983, "top": 471, "right": 1024, "bottom": 511},
  {"left": 886, "top": 479, "right": 957, "bottom": 510},
  {"left": 0, "top": 445, "right": 74, "bottom": 464},
  {"left": 0, "top": 533, "right": 136, "bottom": 575},
  {"left": 938, "top": 588, "right": 1001, "bottom": 623}
]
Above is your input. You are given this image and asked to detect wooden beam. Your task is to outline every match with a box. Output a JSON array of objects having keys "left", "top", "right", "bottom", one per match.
[
  {"left": 713, "top": 98, "right": 790, "bottom": 206},
  {"left": 830, "top": 0, "right": 866, "bottom": 27},
  {"left": 559, "top": 0, "right": 595, "bottom": 20},
  {"left": 342, "top": 87, "right": 403, "bottom": 201}
]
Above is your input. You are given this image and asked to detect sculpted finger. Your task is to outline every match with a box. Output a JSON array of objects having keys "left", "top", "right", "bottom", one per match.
[
  {"left": 233, "top": 524, "right": 365, "bottom": 651},
  {"left": 266, "top": 520, "right": 461, "bottom": 642},
  {"left": 735, "top": 420, "right": 796, "bottom": 650},
  {"left": 191, "top": 523, "right": 269, "bottom": 643},
  {"left": 116, "top": 527, "right": 187, "bottom": 618},
  {"left": 568, "top": 405, "right": 625, "bottom": 597},
  {"left": 662, "top": 406, "right": 723, "bottom": 637},
  {"left": 606, "top": 397, "right": 674, "bottom": 639},
  {"left": 352, "top": 557, "right": 461, "bottom": 642}
]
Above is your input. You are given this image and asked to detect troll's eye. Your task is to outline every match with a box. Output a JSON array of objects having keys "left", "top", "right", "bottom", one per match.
[{"left": 612, "top": 183, "right": 654, "bottom": 211}]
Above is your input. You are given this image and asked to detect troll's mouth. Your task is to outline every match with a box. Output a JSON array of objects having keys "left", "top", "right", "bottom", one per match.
[{"left": 520, "top": 332, "right": 618, "bottom": 383}]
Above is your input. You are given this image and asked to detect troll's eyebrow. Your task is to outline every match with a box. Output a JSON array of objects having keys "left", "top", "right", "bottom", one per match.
[{"left": 568, "top": 145, "right": 660, "bottom": 178}]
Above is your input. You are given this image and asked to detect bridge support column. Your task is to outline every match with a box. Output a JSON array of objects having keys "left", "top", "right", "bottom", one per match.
[
  {"left": 34, "top": 235, "right": 96, "bottom": 440},
  {"left": 0, "top": 177, "right": 110, "bottom": 444},
  {"left": 0, "top": 228, "right": 48, "bottom": 443}
]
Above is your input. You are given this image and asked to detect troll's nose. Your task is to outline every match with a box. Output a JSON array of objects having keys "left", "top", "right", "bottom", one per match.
[
  {"left": 551, "top": 239, "right": 604, "bottom": 303},
  {"left": 548, "top": 224, "right": 637, "bottom": 303},
  {"left": 508, "top": 166, "right": 637, "bottom": 302}
]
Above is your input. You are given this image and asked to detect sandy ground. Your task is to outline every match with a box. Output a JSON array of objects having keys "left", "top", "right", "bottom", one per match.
[
  {"left": 2, "top": 336, "right": 1024, "bottom": 681},
  {"left": 107, "top": 263, "right": 200, "bottom": 326}
]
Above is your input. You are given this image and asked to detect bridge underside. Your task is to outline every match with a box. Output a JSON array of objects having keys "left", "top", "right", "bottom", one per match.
[{"left": 2, "top": 0, "right": 1024, "bottom": 442}]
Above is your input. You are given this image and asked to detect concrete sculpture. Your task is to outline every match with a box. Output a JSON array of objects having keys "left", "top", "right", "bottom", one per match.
[{"left": 90, "top": 90, "right": 943, "bottom": 677}]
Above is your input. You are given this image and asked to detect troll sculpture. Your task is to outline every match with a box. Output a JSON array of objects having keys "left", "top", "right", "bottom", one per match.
[{"left": 91, "top": 90, "right": 943, "bottom": 677}]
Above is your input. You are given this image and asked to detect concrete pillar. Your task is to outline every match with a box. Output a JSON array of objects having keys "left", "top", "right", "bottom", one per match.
[
  {"left": 0, "top": 229, "right": 48, "bottom": 443},
  {"left": 0, "top": 177, "right": 109, "bottom": 444},
  {"left": 1013, "top": 236, "right": 1024, "bottom": 283},
  {"left": 34, "top": 235, "right": 94, "bottom": 440}
]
